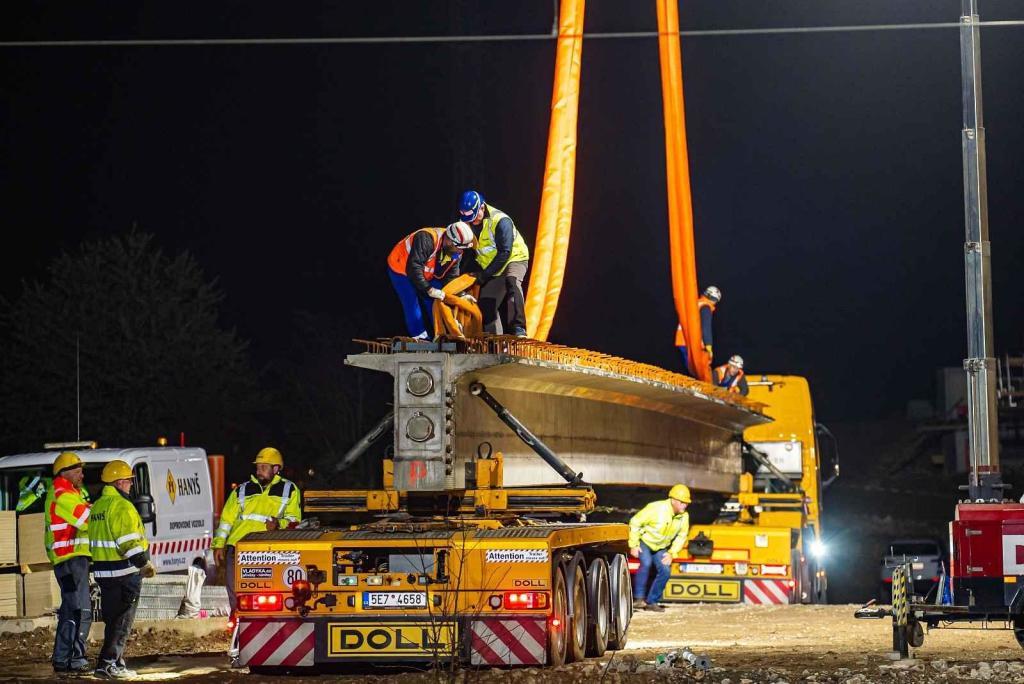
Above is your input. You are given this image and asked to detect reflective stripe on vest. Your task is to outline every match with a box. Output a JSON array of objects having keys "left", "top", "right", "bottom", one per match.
[
  {"left": 475, "top": 206, "right": 529, "bottom": 274},
  {"left": 387, "top": 228, "right": 459, "bottom": 280}
]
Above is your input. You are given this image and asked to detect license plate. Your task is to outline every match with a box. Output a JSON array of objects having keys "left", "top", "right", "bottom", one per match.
[
  {"left": 664, "top": 579, "right": 740, "bottom": 602},
  {"left": 680, "top": 563, "right": 723, "bottom": 574},
  {"left": 912, "top": 562, "right": 924, "bottom": 570},
  {"left": 363, "top": 592, "right": 427, "bottom": 609}
]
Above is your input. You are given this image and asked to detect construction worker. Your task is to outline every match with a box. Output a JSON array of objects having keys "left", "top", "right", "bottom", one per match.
[
  {"left": 628, "top": 484, "right": 691, "bottom": 612},
  {"left": 458, "top": 190, "right": 530, "bottom": 336},
  {"left": 46, "top": 452, "right": 92, "bottom": 675},
  {"left": 387, "top": 222, "right": 476, "bottom": 339},
  {"left": 89, "top": 460, "right": 156, "bottom": 679},
  {"left": 714, "top": 355, "right": 749, "bottom": 396},
  {"left": 213, "top": 447, "right": 302, "bottom": 661},
  {"left": 675, "top": 285, "right": 721, "bottom": 376}
]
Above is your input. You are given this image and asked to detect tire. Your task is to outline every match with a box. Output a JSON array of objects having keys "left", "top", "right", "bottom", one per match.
[
  {"left": 1013, "top": 616, "right": 1024, "bottom": 649},
  {"left": 585, "top": 557, "right": 610, "bottom": 657},
  {"left": 548, "top": 565, "right": 570, "bottom": 666},
  {"left": 566, "top": 553, "right": 588, "bottom": 663},
  {"left": 606, "top": 553, "right": 632, "bottom": 650}
]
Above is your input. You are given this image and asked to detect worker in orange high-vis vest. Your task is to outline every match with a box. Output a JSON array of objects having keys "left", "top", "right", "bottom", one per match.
[
  {"left": 45, "top": 451, "right": 93, "bottom": 675},
  {"left": 714, "top": 355, "right": 749, "bottom": 396},
  {"left": 387, "top": 222, "right": 475, "bottom": 339},
  {"left": 675, "top": 285, "right": 720, "bottom": 377}
]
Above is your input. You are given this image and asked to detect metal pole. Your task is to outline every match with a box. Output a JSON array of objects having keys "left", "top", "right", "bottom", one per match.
[
  {"left": 335, "top": 410, "right": 394, "bottom": 473},
  {"left": 960, "top": 0, "right": 1000, "bottom": 500}
]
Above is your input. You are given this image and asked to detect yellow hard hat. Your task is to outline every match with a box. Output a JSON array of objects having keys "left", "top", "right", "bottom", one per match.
[
  {"left": 253, "top": 447, "right": 283, "bottom": 467},
  {"left": 52, "top": 451, "right": 83, "bottom": 476},
  {"left": 101, "top": 460, "right": 133, "bottom": 483},
  {"left": 669, "top": 484, "right": 692, "bottom": 504}
]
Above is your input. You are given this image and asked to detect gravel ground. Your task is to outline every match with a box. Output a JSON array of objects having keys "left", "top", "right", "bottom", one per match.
[{"left": 1, "top": 604, "right": 1021, "bottom": 682}]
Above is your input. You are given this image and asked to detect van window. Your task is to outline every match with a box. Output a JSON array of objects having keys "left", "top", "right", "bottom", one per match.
[
  {"left": 133, "top": 463, "right": 151, "bottom": 497},
  {"left": 0, "top": 464, "right": 104, "bottom": 512}
]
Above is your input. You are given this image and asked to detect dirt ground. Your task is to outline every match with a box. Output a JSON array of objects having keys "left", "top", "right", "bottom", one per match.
[{"left": 1, "top": 604, "right": 1022, "bottom": 682}]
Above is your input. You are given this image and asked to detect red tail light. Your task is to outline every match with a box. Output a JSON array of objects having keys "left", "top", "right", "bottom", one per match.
[
  {"left": 291, "top": 579, "right": 312, "bottom": 603},
  {"left": 238, "top": 593, "right": 283, "bottom": 611},
  {"left": 503, "top": 591, "right": 549, "bottom": 610},
  {"left": 627, "top": 559, "right": 640, "bottom": 573}
]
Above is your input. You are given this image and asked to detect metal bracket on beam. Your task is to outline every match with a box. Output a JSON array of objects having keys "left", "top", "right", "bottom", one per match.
[{"left": 963, "top": 357, "right": 993, "bottom": 373}]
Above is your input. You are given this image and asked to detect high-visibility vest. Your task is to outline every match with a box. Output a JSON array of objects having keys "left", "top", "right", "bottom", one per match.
[
  {"left": 475, "top": 206, "right": 529, "bottom": 274},
  {"left": 16, "top": 475, "right": 48, "bottom": 512},
  {"left": 628, "top": 499, "right": 690, "bottom": 557},
  {"left": 674, "top": 296, "right": 717, "bottom": 346},
  {"left": 45, "top": 476, "right": 91, "bottom": 566},
  {"left": 714, "top": 365, "right": 745, "bottom": 392},
  {"left": 211, "top": 474, "right": 302, "bottom": 549},
  {"left": 387, "top": 228, "right": 460, "bottom": 280},
  {"left": 89, "top": 485, "right": 150, "bottom": 579}
]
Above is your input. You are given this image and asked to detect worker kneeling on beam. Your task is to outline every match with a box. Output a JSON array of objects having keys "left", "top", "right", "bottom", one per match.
[
  {"left": 714, "top": 354, "right": 749, "bottom": 396},
  {"left": 628, "top": 484, "right": 691, "bottom": 612},
  {"left": 90, "top": 460, "right": 156, "bottom": 679},
  {"left": 387, "top": 222, "right": 476, "bottom": 339},
  {"left": 213, "top": 447, "right": 302, "bottom": 663}
]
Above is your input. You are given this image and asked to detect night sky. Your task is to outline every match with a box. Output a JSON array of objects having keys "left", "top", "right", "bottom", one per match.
[{"left": 2, "top": 1, "right": 1023, "bottom": 424}]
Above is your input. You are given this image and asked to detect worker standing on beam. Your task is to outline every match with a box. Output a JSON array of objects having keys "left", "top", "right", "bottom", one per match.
[
  {"left": 628, "top": 484, "right": 691, "bottom": 612},
  {"left": 714, "top": 355, "right": 749, "bottom": 396},
  {"left": 458, "top": 190, "right": 530, "bottom": 337},
  {"left": 675, "top": 285, "right": 720, "bottom": 377},
  {"left": 387, "top": 222, "right": 476, "bottom": 339}
]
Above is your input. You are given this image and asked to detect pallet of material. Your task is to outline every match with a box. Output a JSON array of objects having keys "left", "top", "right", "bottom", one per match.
[
  {"left": 22, "top": 569, "right": 60, "bottom": 617},
  {"left": 0, "top": 512, "right": 16, "bottom": 566},
  {"left": 17, "top": 512, "right": 49, "bottom": 566},
  {"left": 0, "top": 573, "right": 22, "bottom": 618}
]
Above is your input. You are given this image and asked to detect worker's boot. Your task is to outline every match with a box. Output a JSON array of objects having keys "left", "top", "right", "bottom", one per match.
[
  {"left": 633, "top": 598, "right": 646, "bottom": 610},
  {"left": 644, "top": 602, "right": 666, "bottom": 612}
]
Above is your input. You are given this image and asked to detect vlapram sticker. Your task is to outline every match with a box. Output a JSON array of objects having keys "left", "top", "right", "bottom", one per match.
[
  {"left": 485, "top": 549, "right": 548, "bottom": 563},
  {"left": 237, "top": 551, "right": 300, "bottom": 565}
]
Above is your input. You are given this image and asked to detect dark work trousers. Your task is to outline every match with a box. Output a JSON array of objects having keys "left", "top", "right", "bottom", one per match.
[
  {"left": 52, "top": 556, "right": 93, "bottom": 671},
  {"left": 479, "top": 260, "right": 528, "bottom": 335},
  {"left": 97, "top": 573, "right": 143, "bottom": 667},
  {"left": 224, "top": 545, "right": 237, "bottom": 612}
]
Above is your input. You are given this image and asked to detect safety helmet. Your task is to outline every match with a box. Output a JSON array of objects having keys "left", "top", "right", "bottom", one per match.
[
  {"left": 728, "top": 355, "right": 744, "bottom": 369},
  {"left": 253, "top": 447, "right": 284, "bottom": 467},
  {"left": 52, "top": 451, "right": 83, "bottom": 476},
  {"left": 458, "top": 190, "right": 484, "bottom": 222},
  {"left": 669, "top": 484, "right": 692, "bottom": 504},
  {"left": 703, "top": 285, "right": 722, "bottom": 303},
  {"left": 101, "top": 460, "right": 134, "bottom": 484},
  {"left": 445, "top": 221, "right": 474, "bottom": 249}
]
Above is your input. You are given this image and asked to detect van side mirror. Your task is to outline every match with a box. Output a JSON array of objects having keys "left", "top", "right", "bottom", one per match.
[
  {"left": 133, "top": 493, "right": 156, "bottom": 524},
  {"left": 815, "top": 422, "right": 840, "bottom": 489}
]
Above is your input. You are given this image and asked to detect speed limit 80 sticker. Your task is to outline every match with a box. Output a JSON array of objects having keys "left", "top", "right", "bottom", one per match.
[{"left": 283, "top": 565, "right": 307, "bottom": 585}]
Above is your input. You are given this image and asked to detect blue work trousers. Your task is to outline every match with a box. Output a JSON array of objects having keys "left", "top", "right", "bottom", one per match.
[
  {"left": 389, "top": 270, "right": 435, "bottom": 338},
  {"left": 97, "top": 573, "right": 142, "bottom": 668},
  {"left": 53, "top": 556, "right": 92, "bottom": 671},
  {"left": 634, "top": 542, "right": 672, "bottom": 604}
]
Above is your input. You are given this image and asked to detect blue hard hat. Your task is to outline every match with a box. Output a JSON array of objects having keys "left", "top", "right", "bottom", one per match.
[{"left": 459, "top": 190, "right": 484, "bottom": 222}]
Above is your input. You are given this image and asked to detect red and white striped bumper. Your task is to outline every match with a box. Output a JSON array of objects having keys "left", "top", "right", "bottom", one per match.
[
  {"left": 469, "top": 618, "right": 547, "bottom": 666},
  {"left": 239, "top": 619, "right": 315, "bottom": 667},
  {"left": 150, "top": 536, "right": 210, "bottom": 556},
  {"left": 743, "top": 578, "right": 791, "bottom": 604}
]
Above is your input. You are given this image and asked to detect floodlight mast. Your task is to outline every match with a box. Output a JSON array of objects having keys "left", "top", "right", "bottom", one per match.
[{"left": 959, "top": 0, "right": 1001, "bottom": 500}]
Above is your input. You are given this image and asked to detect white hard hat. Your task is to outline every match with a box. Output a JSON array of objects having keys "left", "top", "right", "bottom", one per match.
[
  {"left": 729, "top": 354, "right": 744, "bottom": 369},
  {"left": 703, "top": 285, "right": 722, "bottom": 302},
  {"left": 445, "top": 221, "right": 474, "bottom": 248}
]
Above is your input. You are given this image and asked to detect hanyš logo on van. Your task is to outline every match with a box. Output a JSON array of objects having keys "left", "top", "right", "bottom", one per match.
[{"left": 166, "top": 469, "right": 203, "bottom": 505}]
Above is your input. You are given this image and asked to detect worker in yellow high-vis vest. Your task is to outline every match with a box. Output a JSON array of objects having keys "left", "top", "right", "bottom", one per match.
[
  {"left": 458, "top": 190, "right": 530, "bottom": 336},
  {"left": 89, "top": 460, "right": 156, "bottom": 679}
]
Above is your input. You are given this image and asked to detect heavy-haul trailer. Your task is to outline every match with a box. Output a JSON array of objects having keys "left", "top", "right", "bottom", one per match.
[{"left": 650, "top": 375, "right": 838, "bottom": 606}]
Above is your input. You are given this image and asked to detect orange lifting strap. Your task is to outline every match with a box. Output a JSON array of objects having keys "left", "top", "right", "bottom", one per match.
[
  {"left": 524, "top": 0, "right": 585, "bottom": 341},
  {"left": 656, "top": 0, "right": 710, "bottom": 382},
  {"left": 432, "top": 273, "right": 483, "bottom": 339}
]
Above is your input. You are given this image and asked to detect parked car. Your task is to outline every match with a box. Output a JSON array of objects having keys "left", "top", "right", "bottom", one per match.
[{"left": 879, "top": 537, "right": 945, "bottom": 603}]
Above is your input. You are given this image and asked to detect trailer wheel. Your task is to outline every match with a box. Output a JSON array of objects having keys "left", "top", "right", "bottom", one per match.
[
  {"left": 585, "top": 556, "right": 610, "bottom": 657},
  {"left": 566, "top": 553, "right": 589, "bottom": 663},
  {"left": 1014, "top": 616, "right": 1024, "bottom": 649},
  {"left": 548, "top": 565, "right": 570, "bottom": 666},
  {"left": 606, "top": 553, "right": 632, "bottom": 650}
]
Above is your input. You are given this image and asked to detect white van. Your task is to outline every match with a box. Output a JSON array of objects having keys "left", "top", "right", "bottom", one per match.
[{"left": 0, "top": 445, "right": 218, "bottom": 574}]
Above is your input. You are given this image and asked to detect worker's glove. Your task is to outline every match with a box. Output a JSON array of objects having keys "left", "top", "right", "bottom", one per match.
[
  {"left": 427, "top": 288, "right": 446, "bottom": 301},
  {"left": 140, "top": 561, "right": 157, "bottom": 578},
  {"left": 704, "top": 345, "right": 713, "bottom": 359},
  {"left": 460, "top": 293, "right": 477, "bottom": 304}
]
